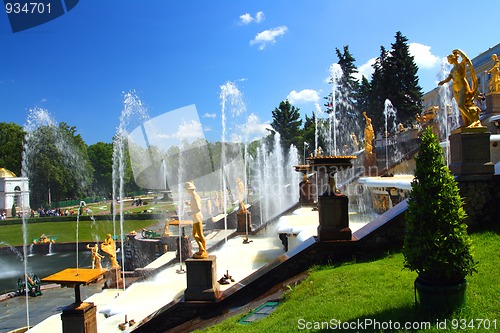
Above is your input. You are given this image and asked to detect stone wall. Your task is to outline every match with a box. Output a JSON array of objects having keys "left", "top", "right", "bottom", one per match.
[{"left": 456, "top": 174, "right": 500, "bottom": 230}]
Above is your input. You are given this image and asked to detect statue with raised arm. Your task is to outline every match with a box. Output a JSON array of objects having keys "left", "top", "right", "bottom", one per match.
[
  {"left": 486, "top": 53, "right": 500, "bottom": 94},
  {"left": 101, "top": 233, "right": 119, "bottom": 268},
  {"left": 363, "top": 112, "right": 374, "bottom": 154},
  {"left": 86, "top": 243, "right": 104, "bottom": 269},
  {"left": 185, "top": 182, "right": 208, "bottom": 259},
  {"left": 438, "top": 49, "right": 483, "bottom": 128}
]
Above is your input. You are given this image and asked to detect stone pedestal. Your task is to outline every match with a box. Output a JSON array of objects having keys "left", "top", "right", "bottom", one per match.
[
  {"left": 61, "top": 302, "right": 97, "bottom": 333},
  {"left": 449, "top": 131, "right": 494, "bottom": 175},
  {"left": 184, "top": 255, "right": 219, "bottom": 301},
  {"left": 103, "top": 267, "right": 123, "bottom": 289},
  {"left": 299, "top": 179, "right": 315, "bottom": 205},
  {"left": 318, "top": 195, "right": 351, "bottom": 241},
  {"left": 486, "top": 94, "right": 500, "bottom": 114},
  {"left": 363, "top": 152, "right": 377, "bottom": 176},
  {"left": 176, "top": 233, "right": 192, "bottom": 261},
  {"left": 237, "top": 211, "right": 252, "bottom": 233},
  {"left": 482, "top": 94, "right": 500, "bottom": 133}
]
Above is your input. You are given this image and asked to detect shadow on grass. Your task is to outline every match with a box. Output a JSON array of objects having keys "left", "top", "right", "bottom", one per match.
[{"left": 314, "top": 303, "right": 438, "bottom": 333}]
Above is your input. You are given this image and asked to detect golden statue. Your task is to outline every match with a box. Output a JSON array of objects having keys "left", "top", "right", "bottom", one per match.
[
  {"left": 236, "top": 177, "right": 247, "bottom": 213},
  {"left": 438, "top": 49, "right": 482, "bottom": 128},
  {"left": 185, "top": 182, "right": 208, "bottom": 259},
  {"left": 351, "top": 133, "right": 359, "bottom": 152},
  {"left": 486, "top": 53, "right": 500, "bottom": 94},
  {"left": 363, "top": 112, "right": 374, "bottom": 154},
  {"left": 100, "top": 233, "right": 119, "bottom": 268},
  {"left": 86, "top": 243, "right": 104, "bottom": 269}
]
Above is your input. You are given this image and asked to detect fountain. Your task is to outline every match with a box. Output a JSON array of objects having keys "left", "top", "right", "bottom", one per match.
[
  {"left": 382, "top": 99, "right": 398, "bottom": 173},
  {"left": 306, "top": 151, "right": 356, "bottom": 241},
  {"left": 328, "top": 63, "right": 343, "bottom": 155}
]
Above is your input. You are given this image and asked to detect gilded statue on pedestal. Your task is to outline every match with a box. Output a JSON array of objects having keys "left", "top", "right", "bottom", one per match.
[
  {"left": 100, "top": 233, "right": 119, "bottom": 268},
  {"left": 236, "top": 177, "right": 247, "bottom": 213},
  {"left": 86, "top": 243, "right": 104, "bottom": 269},
  {"left": 438, "top": 49, "right": 483, "bottom": 128},
  {"left": 486, "top": 53, "right": 500, "bottom": 94},
  {"left": 185, "top": 181, "right": 208, "bottom": 259},
  {"left": 363, "top": 112, "right": 374, "bottom": 154}
]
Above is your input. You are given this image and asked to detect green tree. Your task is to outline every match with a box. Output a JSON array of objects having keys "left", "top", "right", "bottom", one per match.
[
  {"left": 335, "top": 46, "right": 361, "bottom": 138},
  {"left": 367, "top": 33, "right": 423, "bottom": 133},
  {"left": 403, "top": 127, "right": 476, "bottom": 281},
  {"left": 24, "top": 122, "right": 94, "bottom": 208},
  {"left": 302, "top": 112, "right": 318, "bottom": 158},
  {"left": 325, "top": 46, "right": 362, "bottom": 152},
  {"left": 368, "top": 46, "right": 391, "bottom": 132},
  {"left": 385, "top": 31, "right": 423, "bottom": 127},
  {"left": 270, "top": 100, "right": 303, "bottom": 151},
  {"left": 0, "top": 122, "right": 24, "bottom": 176},
  {"left": 88, "top": 142, "right": 113, "bottom": 197}
]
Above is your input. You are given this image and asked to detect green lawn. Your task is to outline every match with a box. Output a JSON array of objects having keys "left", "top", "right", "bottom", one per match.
[
  {"left": 0, "top": 219, "right": 158, "bottom": 246},
  {"left": 203, "top": 226, "right": 500, "bottom": 333}
]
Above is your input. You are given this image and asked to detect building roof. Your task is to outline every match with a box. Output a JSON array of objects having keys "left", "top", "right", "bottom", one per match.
[{"left": 0, "top": 168, "right": 17, "bottom": 178}]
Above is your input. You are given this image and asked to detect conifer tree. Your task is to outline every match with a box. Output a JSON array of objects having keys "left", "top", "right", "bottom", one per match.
[
  {"left": 270, "top": 100, "right": 303, "bottom": 151},
  {"left": 386, "top": 31, "right": 423, "bottom": 127}
]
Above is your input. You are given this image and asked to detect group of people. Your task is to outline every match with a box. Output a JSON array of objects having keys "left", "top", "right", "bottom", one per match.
[{"left": 37, "top": 207, "right": 74, "bottom": 217}]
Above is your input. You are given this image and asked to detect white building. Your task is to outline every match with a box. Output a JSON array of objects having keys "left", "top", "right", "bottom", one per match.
[{"left": 0, "top": 168, "right": 30, "bottom": 217}]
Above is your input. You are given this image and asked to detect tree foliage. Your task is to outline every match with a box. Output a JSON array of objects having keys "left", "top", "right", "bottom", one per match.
[
  {"left": 368, "top": 32, "right": 423, "bottom": 132},
  {"left": 270, "top": 100, "right": 303, "bottom": 150},
  {"left": 0, "top": 122, "right": 24, "bottom": 176},
  {"left": 88, "top": 142, "right": 113, "bottom": 197},
  {"left": 403, "top": 128, "right": 476, "bottom": 281},
  {"left": 24, "top": 123, "right": 94, "bottom": 208}
]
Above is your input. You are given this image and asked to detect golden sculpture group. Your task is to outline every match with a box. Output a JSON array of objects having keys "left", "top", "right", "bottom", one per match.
[{"left": 438, "top": 49, "right": 483, "bottom": 129}]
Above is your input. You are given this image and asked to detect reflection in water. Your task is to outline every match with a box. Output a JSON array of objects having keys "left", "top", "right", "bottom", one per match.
[{"left": 0, "top": 251, "right": 92, "bottom": 294}]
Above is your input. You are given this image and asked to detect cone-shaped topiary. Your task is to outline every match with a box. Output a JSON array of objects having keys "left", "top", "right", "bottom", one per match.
[{"left": 403, "top": 127, "right": 477, "bottom": 282}]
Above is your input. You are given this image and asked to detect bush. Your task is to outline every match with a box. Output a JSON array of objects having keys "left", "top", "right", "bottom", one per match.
[{"left": 403, "top": 127, "right": 477, "bottom": 281}]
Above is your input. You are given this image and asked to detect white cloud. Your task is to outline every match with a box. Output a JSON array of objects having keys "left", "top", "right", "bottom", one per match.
[
  {"left": 287, "top": 89, "right": 320, "bottom": 104},
  {"left": 255, "top": 11, "right": 265, "bottom": 23},
  {"left": 409, "top": 43, "right": 440, "bottom": 69},
  {"left": 250, "top": 26, "right": 288, "bottom": 50},
  {"left": 203, "top": 113, "right": 216, "bottom": 118},
  {"left": 239, "top": 11, "right": 265, "bottom": 25},
  {"left": 239, "top": 13, "right": 253, "bottom": 25},
  {"left": 157, "top": 120, "right": 203, "bottom": 141},
  {"left": 354, "top": 57, "right": 376, "bottom": 81},
  {"left": 237, "top": 113, "right": 272, "bottom": 141}
]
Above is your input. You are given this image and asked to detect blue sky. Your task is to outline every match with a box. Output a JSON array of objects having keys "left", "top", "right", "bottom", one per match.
[{"left": 1, "top": 0, "right": 499, "bottom": 145}]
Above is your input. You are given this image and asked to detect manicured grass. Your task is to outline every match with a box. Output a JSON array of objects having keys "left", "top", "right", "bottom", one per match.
[
  {"left": 0, "top": 220, "right": 158, "bottom": 246},
  {"left": 202, "top": 227, "right": 500, "bottom": 333}
]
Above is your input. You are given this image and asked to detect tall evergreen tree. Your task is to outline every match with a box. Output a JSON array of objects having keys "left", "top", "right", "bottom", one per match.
[
  {"left": 335, "top": 46, "right": 361, "bottom": 148},
  {"left": 369, "top": 46, "right": 390, "bottom": 132},
  {"left": 323, "top": 46, "right": 361, "bottom": 153},
  {"left": 270, "top": 100, "right": 303, "bottom": 151},
  {"left": 386, "top": 31, "right": 423, "bottom": 127},
  {"left": 302, "top": 112, "right": 317, "bottom": 157}
]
